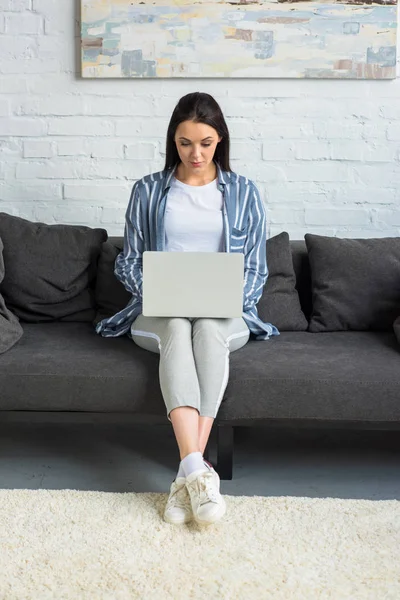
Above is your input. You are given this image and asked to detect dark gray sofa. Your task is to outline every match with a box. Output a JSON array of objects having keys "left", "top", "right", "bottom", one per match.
[{"left": 1, "top": 236, "right": 400, "bottom": 480}]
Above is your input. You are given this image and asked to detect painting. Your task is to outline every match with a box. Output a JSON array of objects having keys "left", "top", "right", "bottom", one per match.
[{"left": 81, "top": 0, "right": 398, "bottom": 79}]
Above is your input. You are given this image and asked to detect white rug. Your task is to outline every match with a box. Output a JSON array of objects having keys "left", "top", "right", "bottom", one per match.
[{"left": 0, "top": 490, "right": 399, "bottom": 599}]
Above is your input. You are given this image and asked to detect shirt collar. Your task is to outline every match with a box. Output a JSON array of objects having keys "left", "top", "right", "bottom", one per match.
[{"left": 162, "top": 160, "right": 230, "bottom": 194}]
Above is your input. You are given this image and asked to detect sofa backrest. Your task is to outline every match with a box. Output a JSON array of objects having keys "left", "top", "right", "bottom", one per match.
[{"left": 108, "top": 236, "right": 313, "bottom": 320}]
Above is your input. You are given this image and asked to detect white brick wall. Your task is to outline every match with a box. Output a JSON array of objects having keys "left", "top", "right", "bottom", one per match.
[{"left": 0, "top": 2, "right": 399, "bottom": 236}]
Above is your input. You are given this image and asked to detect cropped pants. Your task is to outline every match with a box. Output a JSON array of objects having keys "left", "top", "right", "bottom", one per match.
[{"left": 131, "top": 315, "right": 250, "bottom": 422}]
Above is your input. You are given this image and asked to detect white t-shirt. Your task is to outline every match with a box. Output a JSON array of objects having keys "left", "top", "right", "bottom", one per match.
[{"left": 164, "top": 176, "right": 225, "bottom": 252}]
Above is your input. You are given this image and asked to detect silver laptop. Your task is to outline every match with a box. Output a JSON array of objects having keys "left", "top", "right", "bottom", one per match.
[{"left": 142, "top": 251, "right": 244, "bottom": 318}]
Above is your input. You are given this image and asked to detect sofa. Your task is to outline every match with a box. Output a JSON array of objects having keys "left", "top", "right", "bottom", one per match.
[{"left": 1, "top": 212, "right": 400, "bottom": 480}]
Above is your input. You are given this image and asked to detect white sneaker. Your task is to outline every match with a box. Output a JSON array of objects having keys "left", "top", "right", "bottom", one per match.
[
  {"left": 163, "top": 476, "right": 193, "bottom": 525},
  {"left": 185, "top": 463, "right": 226, "bottom": 525}
]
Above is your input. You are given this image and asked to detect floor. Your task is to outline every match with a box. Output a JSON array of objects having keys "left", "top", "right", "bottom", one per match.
[{"left": 0, "top": 416, "right": 399, "bottom": 500}]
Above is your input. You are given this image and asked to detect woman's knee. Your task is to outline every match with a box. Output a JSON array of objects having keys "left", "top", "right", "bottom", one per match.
[
  {"left": 192, "top": 318, "right": 230, "bottom": 347},
  {"left": 193, "top": 318, "right": 222, "bottom": 336},
  {"left": 162, "top": 317, "right": 192, "bottom": 341},
  {"left": 193, "top": 318, "right": 250, "bottom": 351}
]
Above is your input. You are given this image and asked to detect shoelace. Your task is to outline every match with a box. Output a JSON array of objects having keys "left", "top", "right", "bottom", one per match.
[
  {"left": 167, "top": 481, "right": 190, "bottom": 510},
  {"left": 188, "top": 472, "right": 219, "bottom": 506}
]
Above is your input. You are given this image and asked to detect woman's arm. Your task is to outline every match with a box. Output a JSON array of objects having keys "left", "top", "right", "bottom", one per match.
[
  {"left": 242, "top": 182, "right": 269, "bottom": 312},
  {"left": 114, "top": 181, "right": 144, "bottom": 302}
]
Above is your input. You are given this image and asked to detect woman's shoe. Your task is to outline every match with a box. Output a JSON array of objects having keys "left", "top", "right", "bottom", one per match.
[
  {"left": 163, "top": 476, "right": 193, "bottom": 525},
  {"left": 185, "top": 464, "right": 226, "bottom": 525}
]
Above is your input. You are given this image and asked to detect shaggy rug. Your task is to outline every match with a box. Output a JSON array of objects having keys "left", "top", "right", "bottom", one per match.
[{"left": 0, "top": 490, "right": 399, "bottom": 599}]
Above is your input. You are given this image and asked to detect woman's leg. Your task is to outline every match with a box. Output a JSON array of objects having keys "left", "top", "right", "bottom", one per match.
[
  {"left": 198, "top": 417, "right": 215, "bottom": 456},
  {"left": 131, "top": 315, "right": 249, "bottom": 462},
  {"left": 191, "top": 317, "right": 250, "bottom": 450},
  {"left": 131, "top": 315, "right": 202, "bottom": 460}
]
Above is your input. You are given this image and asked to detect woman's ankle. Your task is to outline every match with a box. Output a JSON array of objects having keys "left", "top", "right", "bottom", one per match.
[
  {"left": 180, "top": 447, "right": 201, "bottom": 461},
  {"left": 180, "top": 451, "right": 205, "bottom": 477}
]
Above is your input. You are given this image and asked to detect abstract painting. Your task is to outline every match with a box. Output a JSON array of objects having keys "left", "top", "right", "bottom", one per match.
[{"left": 81, "top": 0, "right": 398, "bottom": 79}]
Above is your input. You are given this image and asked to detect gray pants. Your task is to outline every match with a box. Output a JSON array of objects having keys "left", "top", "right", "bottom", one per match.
[{"left": 131, "top": 315, "right": 250, "bottom": 422}]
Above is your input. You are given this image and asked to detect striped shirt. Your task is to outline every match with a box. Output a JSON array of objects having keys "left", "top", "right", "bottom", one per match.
[{"left": 95, "top": 161, "right": 280, "bottom": 341}]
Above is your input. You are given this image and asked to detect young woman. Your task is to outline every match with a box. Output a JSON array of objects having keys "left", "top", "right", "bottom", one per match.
[{"left": 96, "top": 92, "right": 279, "bottom": 526}]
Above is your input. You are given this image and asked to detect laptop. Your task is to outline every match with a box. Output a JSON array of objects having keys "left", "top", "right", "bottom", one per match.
[{"left": 142, "top": 251, "right": 244, "bottom": 318}]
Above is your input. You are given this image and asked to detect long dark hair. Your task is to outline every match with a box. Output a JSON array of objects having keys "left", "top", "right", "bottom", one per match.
[{"left": 163, "top": 92, "right": 231, "bottom": 173}]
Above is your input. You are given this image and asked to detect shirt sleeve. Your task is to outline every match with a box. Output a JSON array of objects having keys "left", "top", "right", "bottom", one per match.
[
  {"left": 114, "top": 181, "right": 144, "bottom": 302},
  {"left": 242, "top": 182, "right": 269, "bottom": 312}
]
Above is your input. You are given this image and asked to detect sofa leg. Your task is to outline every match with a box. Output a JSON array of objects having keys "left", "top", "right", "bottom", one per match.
[{"left": 217, "top": 425, "right": 233, "bottom": 480}]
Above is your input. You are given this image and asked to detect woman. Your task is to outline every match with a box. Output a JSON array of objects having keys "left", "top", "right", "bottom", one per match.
[{"left": 96, "top": 92, "right": 279, "bottom": 526}]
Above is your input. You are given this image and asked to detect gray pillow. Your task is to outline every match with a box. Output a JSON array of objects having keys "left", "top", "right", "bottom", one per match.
[
  {"left": 0, "top": 235, "right": 23, "bottom": 353},
  {"left": 257, "top": 232, "right": 308, "bottom": 331},
  {"left": 93, "top": 240, "right": 130, "bottom": 326},
  {"left": 305, "top": 233, "right": 400, "bottom": 332},
  {"left": 394, "top": 317, "right": 400, "bottom": 344},
  {"left": 0, "top": 212, "right": 107, "bottom": 322}
]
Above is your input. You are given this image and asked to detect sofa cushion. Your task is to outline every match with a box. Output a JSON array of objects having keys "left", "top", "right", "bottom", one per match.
[
  {"left": 94, "top": 232, "right": 308, "bottom": 331},
  {"left": 305, "top": 234, "right": 400, "bottom": 332},
  {"left": 0, "top": 213, "right": 107, "bottom": 322},
  {"left": 394, "top": 316, "right": 400, "bottom": 344},
  {"left": 0, "top": 322, "right": 164, "bottom": 415},
  {"left": 93, "top": 240, "right": 130, "bottom": 326},
  {"left": 0, "top": 235, "right": 23, "bottom": 354},
  {"left": 290, "top": 240, "right": 312, "bottom": 320},
  {"left": 219, "top": 330, "right": 400, "bottom": 422},
  {"left": 1, "top": 324, "right": 399, "bottom": 424},
  {"left": 257, "top": 232, "right": 308, "bottom": 331}
]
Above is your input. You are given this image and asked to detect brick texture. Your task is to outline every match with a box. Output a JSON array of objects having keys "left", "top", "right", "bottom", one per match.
[{"left": 0, "top": 2, "right": 399, "bottom": 236}]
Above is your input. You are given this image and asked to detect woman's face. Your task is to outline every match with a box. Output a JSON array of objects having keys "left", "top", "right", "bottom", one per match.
[{"left": 174, "top": 121, "right": 222, "bottom": 172}]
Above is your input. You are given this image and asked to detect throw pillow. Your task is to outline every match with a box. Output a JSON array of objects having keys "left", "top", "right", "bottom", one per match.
[
  {"left": 93, "top": 240, "right": 131, "bottom": 326},
  {"left": 305, "top": 234, "right": 400, "bottom": 332},
  {"left": 248, "top": 231, "right": 308, "bottom": 331},
  {"left": 0, "top": 212, "right": 107, "bottom": 322},
  {"left": 0, "top": 235, "right": 23, "bottom": 353}
]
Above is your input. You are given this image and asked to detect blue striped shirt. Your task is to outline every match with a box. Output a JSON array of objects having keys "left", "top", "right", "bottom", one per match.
[{"left": 95, "top": 161, "right": 280, "bottom": 341}]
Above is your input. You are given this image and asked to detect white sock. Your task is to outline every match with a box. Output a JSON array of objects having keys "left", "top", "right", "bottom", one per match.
[
  {"left": 176, "top": 462, "right": 185, "bottom": 480},
  {"left": 181, "top": 451, "right": 205, "bottom": 478}
]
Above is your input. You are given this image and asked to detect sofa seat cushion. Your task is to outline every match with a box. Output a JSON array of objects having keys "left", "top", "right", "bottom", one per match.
[
  {"left": 0, "top": 323, "right": 164, "bottom": 415},
  {"left": 1, "top": 325, "right": 399, "bottom": 423},
  {"left": 221, "top": 331, "right": 400, "bottom": 422}
]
